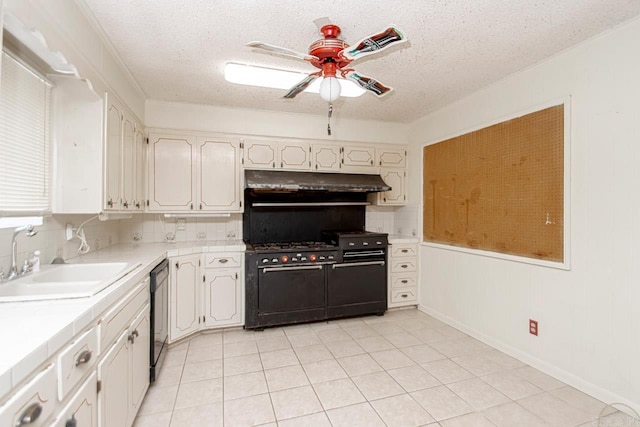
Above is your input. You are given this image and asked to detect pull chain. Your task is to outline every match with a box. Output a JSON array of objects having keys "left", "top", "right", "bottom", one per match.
[{"left": 327, "top": 103, "right": 333, "bottom": 136}]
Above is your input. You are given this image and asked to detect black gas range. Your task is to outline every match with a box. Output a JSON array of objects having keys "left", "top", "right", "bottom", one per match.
[{"left": 245, "top": 232, "right": 388, "bottom": 329}]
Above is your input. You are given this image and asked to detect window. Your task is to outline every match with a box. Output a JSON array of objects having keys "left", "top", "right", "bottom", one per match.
[{"left": 0, "top": 50, "right": 52, "bottom": 216}]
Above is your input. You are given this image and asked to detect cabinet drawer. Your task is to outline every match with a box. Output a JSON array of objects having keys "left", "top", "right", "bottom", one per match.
[
  {"left": 390, "top": 288, "right": 418, "bottom": 304},
  {"left": 50, "top": 372, "right": 97, "bottom": 427},
  {"left": 0, "top": 364, "right": 56, "bottom": 427},
  {"left": 390, "top": 244, "right": 417, "bottom": 258},
  {"left": 100, "top": 281, "right": 149, "bottom": 350},
  {"left": 57, "top": 327, "right": 99, "bottom": 400},
  {"left": 204, "top": 253, "right": 242, "bottom": 269},
  {"left": 390, "top": 258, "right": 417, "bottom": 273},
  {"left": 390, "top": 274, "right": 417, "bottom": 289}
]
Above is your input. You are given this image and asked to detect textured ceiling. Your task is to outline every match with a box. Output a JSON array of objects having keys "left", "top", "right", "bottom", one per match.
[{"left": 81, "top": 0, "right": 640, "bottom": 124}]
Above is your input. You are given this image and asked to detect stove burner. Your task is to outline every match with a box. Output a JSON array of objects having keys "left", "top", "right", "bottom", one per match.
[{"left": 250, "top": 241, "right": 337, "bottom": 252}]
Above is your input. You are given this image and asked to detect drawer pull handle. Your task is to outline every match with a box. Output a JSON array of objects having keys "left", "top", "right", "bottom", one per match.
[
  {"left": 75, "top": 350, "right": 93, "bottom": 366},
  {"left": 401, "top": 249, "right": 409, "bottom": 253},
  {"left": 401, "top": 280, "right": 408, "bottom": 284},
  {"left": 128, "top": 333, "right": 136, "bottom": 344},
  {"left": 65, "top": 415, "right": 77, "bottom": 427},
  {"left": 132, "top": 329, "right": 139, "bottom": 338},
  {"left": 18, "top": 402, "right": 42, "bottom": 425},
  {"left": 218, "top": 258, "right": 229, "bottom": 263},
  {"left": 401, "top": 264, "right": 408, "bottom": 268},
  {"left": 401, "top": 294, "right": 408, "bottom": 298}
]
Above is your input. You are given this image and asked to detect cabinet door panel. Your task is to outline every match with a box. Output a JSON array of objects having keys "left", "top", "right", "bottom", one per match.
[
  {"left": 129, "top": 308, "right": 150, "bottom": 424},
  {"left": 199, "top": 138, "right": 241, "bottom": 211},
  {"left": 134, "top": 124, "right": 146, "bottom": 210},
  {"left": 98, "top": 331, "right": 129, "bottom": 427},
  {"left": 148, "top": 134, "right": 196, "bottom": 211},
  {"left": 379, "top": 168, "right": 406, "bottom": 205},
  {"left": 105, "top": 101, "right": 122, "bottom": 210},
  {"left": 312, "top": 144, "right": 341, "bottom": 172},
  {"left": 170, "top": 255, "right": 200, "bottom": 341},
  {"left": 244, "top": 140, "right": 277, "bottom": 169},
  {"left": 52, "top": 373, "right": 98, "bottom": 427},
  {"left": 342, "top": 145, "right": 375, "bottom": 167},
  {"left": 204, "top": 271, "right": 241, "bottom": 327},
  {"left": 377, "top": 147, "right": 406, "bottom": 168},
  {"left": 280, "top": 142, "right": 310, "bottom": 170},
  {"left": 121, "top": 115, "right": 135, "bottom": 210}
]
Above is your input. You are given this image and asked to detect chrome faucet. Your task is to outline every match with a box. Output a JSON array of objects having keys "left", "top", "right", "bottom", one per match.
[{"left": 7, "top": 225, "right": 38, "bottom": 281}]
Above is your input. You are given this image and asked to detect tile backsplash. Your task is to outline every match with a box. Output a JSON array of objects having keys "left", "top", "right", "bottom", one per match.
[
  {"left": 118, "top": 214, "right": 243, "bottom": 244},
  {"left": 0, "top": 214, "right": 121, "bottom": 274}
]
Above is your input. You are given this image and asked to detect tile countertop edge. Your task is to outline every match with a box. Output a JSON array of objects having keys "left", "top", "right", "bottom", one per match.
[
  {"left": 0, "top": 240, "right": 246, "bottom": 401},
  {"left": 387, "top": 234, "right": 420, "bottom": 244}
]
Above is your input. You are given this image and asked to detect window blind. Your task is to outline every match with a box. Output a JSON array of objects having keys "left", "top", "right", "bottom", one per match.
[{"left": 0, "top": 51, "right": 51, "bottom": 215}]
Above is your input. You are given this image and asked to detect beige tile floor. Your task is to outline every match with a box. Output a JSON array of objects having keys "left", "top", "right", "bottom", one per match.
[{"left": 134, "top": 309, "right": 639, "bottom": 427}]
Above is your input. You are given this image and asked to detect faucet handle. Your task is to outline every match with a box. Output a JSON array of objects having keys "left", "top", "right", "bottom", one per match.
[{"left": 20, "top": 258, "right": 33, "bottom": 275}]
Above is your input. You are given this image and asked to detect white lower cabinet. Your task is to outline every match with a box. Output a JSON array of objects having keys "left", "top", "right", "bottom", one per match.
[
  {"left": 51, "top": 372, "right": 98, "bottom": 427},
  {"left": 203, "top": 269, "right": 242, "bottom": 328},
  {"left": 0, "top": 364, "right": 56, "bottom": 427},
  {"left": 388, "top": 242, "right": 419, "bottom": 308},
  {"left": 169, "top": 254, "right": 201, "bottom": 342},
  {"left": 169, "top": 252, "right": 244, "bottom": 342},
  {"left": 97, "top": 305, "right": 150, "bottom": 427}
]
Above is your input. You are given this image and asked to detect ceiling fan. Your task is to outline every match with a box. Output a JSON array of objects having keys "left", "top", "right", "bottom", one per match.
[{"left": 247, "top": 20, "right": 408, "bottom": 103}]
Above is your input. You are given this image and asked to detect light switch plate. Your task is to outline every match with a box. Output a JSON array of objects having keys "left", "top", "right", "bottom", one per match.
[{"left": 176, "top": 219, "right": 186, "bottom": 230}]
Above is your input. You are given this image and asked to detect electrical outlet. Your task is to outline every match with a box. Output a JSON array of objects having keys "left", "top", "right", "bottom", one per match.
[
  {"left": 529, "top": 319, "right": 538, "bottom": 336},
  {"left": 176, "top": 218, "right": 186, "bottom": 230}
]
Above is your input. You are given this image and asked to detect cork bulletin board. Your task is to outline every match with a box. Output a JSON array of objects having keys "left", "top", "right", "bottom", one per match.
[{"left": 423, "top": 104, "right": 565, "bottom": 262}]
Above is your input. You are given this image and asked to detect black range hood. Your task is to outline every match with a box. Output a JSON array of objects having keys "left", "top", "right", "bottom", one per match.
[{"left": 245, "top": 170, "right": 391, "bottom": 193}]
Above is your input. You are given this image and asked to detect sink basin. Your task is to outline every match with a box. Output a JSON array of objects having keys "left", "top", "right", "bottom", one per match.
[{"left": 0, "top": 262, "right": 141, "bottom": 302}]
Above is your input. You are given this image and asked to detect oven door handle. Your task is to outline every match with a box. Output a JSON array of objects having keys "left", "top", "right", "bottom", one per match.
[
  {"left": 262, "top": 265, "right": 324, "bottom": 273},
  {"left": 332, "top": 261, "right": 386, "bottom": 269}
]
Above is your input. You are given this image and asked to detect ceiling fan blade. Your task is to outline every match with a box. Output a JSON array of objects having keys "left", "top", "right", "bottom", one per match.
[
  {"left": 246, "top": 41, "right": 318, "bottom": 62},
  {"left": 341, "top": 26, "right": 408, "bottom": 61},
  {"left": 283, "top": 74, "right": 320, "bottom": 99},
  {"left": 345, "top": 71, "right": 393, "bottom": 97}
]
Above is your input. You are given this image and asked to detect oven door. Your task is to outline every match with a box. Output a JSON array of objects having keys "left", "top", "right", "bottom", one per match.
[
  {"left": 327, "top": 260, "right": 387, "bottom": 318},
  {"left": 257, "top": 264, "right": 327, "bottom": 325}
]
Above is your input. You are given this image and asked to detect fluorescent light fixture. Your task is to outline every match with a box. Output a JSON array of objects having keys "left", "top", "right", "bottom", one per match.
[{"left": 224, "top": 62, "right": 365, "bottom": 98}]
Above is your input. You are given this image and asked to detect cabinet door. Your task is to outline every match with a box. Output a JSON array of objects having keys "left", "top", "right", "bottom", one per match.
[
  {"left": 52, "top": 372, "right": 98, "bottom": 427},
  {"left": 377, "top": 147, "right": 406, "bottom": 168},
  {"left": 98, "top": 330, "right": 129, "bottom": 427},
  {"left": 148, "top": 133, "right": 196, "bottom": 211},
  {"left": 169, "top": 254, "right": 200, "bottom": 342},
  {"left": 129, "top": 308, "right": 150, "bottom": 425},
  {"left": 312, "top": 144, "right": 341, "bottom": 172},
  {"left": 134, "top": 123, "right": 146, "bottom": 210},
  {"left": 203, "top": 270, "right": 242, "bottom": 328},
  {"left": 198, "top": 137, "right": 242, "bottom": 212},
  {"left": 105, "top": 98, "right": 123, "bottom": 210},
  {"left": 121, "top": 114, "right": 136, "bottom": 210},
  {"left": 342, "top": 145, "right": 378, "bottom": 174},
  {"left": 279, "top": 141, "right": 310, "bottom": 170},
  {"left": 243, "top": 139, "right": 277, "bottom": 169},
  {"left": 378, "top": 168, "right": 406, "bottom": 205}
]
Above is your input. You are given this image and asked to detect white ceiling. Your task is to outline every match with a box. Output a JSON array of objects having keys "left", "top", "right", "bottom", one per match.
[{"left": 81, "top": 0, "right": 640, "bottom": 124}]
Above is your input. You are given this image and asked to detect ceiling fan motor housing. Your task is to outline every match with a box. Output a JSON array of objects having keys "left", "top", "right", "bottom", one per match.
[{"left": 309, "top": 25, "right": 352, "bottom": 75}]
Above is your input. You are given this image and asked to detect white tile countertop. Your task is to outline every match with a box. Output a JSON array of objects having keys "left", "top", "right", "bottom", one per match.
[{"left": 0, "top": 240, "right": 244, "bottom": 401}]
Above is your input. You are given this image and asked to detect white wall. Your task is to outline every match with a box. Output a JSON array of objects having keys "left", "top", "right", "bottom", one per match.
[
  {"left": 146, "top": 100, "right": 409, "bottom": 145},
  {"left": 408, "top": 16, "right": 640, "bottom": 412}
]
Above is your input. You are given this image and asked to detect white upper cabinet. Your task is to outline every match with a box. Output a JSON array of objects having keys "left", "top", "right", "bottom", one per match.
[
  {"left": 105, "top": 98, "right": 123, "bottom": 210},
  {"left": 243, "top": 139, "right": 278, "bottom": 169},
  {"left": 148, "top": 131, "right": 243, "bottom": 213},
  {"left": 377, "top": 147, "right": 406, "bottom": 168},
  {"left": 342, "top": 145, "right": 378, "bottom": 174},
  {"left": 134, "top": 124, "right": 146, "bottom": 210},
  {"left": 312, "top": 144, "right": 341, "bottom": 172},
  {"left": 279, "top": 141, "right": 311, "bottom": 170},
  {"left": 147, "top": 132, "right": 197, "bottom": 211},
  {"left": 198, "top": 137, "right": 242, "bottom": 212},
  {"left": 104, "top": 93, "right": 146, "bottom": 212},
  {"left": 378, "top": 168, "right": 406, "bottom": 205},
  {"left": 244, "top": 139, "right": 311, "bottom": 171}
]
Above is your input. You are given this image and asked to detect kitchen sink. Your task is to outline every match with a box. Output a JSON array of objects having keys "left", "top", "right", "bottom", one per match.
[{"left": 0, "top": 262, "right": 141, "bottom": 302}]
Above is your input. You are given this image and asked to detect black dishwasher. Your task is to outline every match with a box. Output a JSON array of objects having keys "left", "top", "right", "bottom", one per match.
[{"left": 150, "top": 259, "right": 169, "bottom": 382}]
